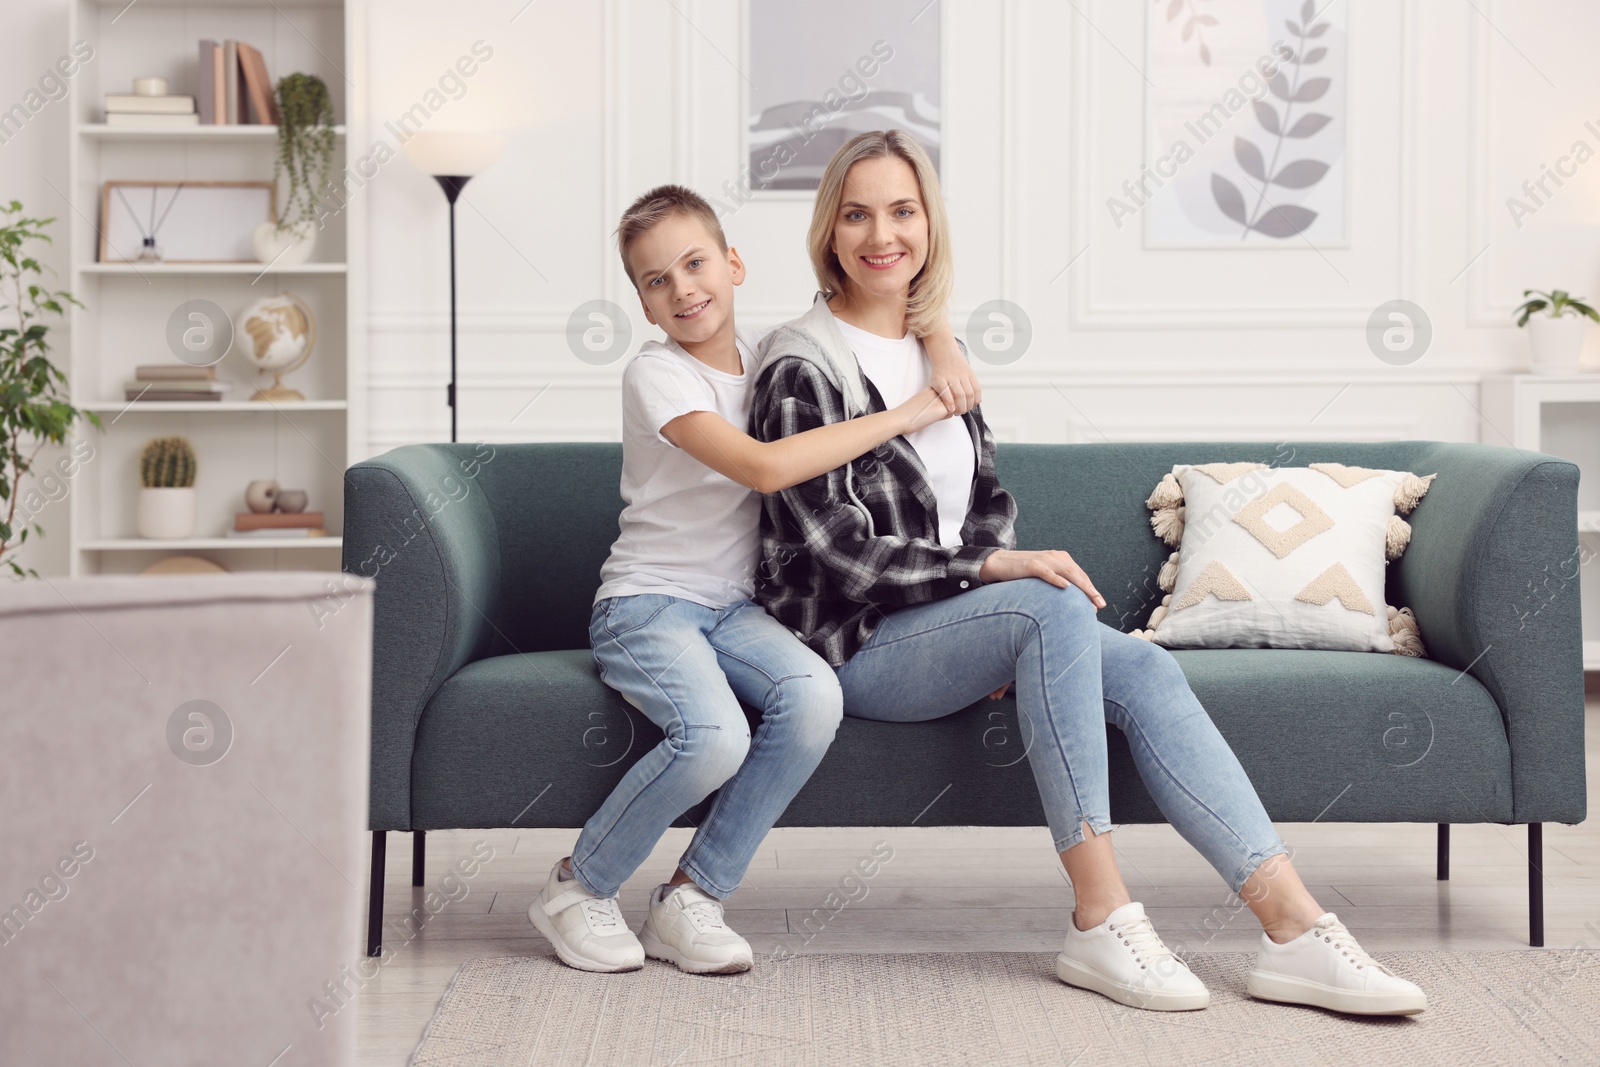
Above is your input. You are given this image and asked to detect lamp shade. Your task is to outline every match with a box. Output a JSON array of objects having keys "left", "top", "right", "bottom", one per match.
[{"left": 402, "top": 131, "right": 508, "bottom": 177}]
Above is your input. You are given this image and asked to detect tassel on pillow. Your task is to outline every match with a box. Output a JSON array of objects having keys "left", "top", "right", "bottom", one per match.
[
  {"left": 1385, "top": 515, "right": 1412, "bottom": 560},
  {"left": 1150, "top": 506, "right": 1185, "bottom": 548},
  {"left": 1146, "top": 472, "right": 1184, "bottom": 511},
  {"left": 1393, "top": 472, "right": 1437, "bottom": 515},
  {"left": 1147, "top": 593, "right": 1172, "bottom": 630},
  {"left": 1157, "top": 551, "right": 1180, "bottom": 592},
  {"left": 1387, "top": 605, "right": 1425, "bottom": 657}
]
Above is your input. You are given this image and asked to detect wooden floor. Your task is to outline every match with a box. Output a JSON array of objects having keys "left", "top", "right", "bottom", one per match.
[{"left": 355, "top": 695, "right": 1599, "bottom": 1065}]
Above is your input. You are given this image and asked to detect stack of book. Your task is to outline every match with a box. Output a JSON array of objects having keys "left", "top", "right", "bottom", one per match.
[
  {"left": 228, "top": 512, "right": 327, "bottom": 539},
  {"left": 105, "top": 92, "right": 198, "bottom": 128},
  {"left": 126, "top": 364, "right": 228, "bottom": 402},
  {"left": 198, "top": 39, "right": 279, "bottom": 125}
]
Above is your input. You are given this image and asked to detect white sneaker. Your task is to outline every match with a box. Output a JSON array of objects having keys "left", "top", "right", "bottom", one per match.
[
  {"left": 638, "top": 882, "right": 753, "bottom": 975},
  {"left": 1247, "top": 912, "right": 1426, "bottom": 1015},
  {"left": 526, "top": 859, "right": 644, "bottom": 973},
  {"left": 1055, "top": 901, "right": 1209, "bottom": 1011}
]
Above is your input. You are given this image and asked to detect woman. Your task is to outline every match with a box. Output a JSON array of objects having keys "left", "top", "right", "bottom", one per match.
[{"left": 747, "top": 129, "right": 1425, "bottom": 1016}]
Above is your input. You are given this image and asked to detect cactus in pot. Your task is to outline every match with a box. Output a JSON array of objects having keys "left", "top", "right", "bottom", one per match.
[{"left": 137, "top": 435, "right": 199, "bottom": 539}]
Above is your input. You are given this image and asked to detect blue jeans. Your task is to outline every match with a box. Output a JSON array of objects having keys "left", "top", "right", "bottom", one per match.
[
  {"left": 834, "top": 578, "right": 1288, "bottom": 892},
  {"left": 572, "top": 594, "right": 843, "bottom": 899}
]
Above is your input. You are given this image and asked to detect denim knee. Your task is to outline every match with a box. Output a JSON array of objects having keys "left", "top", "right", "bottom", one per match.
[
  {"left": 775, "top": 671, "right": 844, "bottom": 750},
  {"left": 673, "top": 723, "right": 751, "bottom": 792},
  {"left": 1008, "top": 577, "right": 1099, "bottom": 652}
]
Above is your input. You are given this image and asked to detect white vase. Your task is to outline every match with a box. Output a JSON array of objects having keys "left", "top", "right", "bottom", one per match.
[
  {"left": 252, "top": 221, "right": 317, "bottom": 266},
  {"left": 1527, "top": 313, "right": 1588, "bottom": 375},
  {"left": 138, "top": 487, "right": 198, "bottom": 540}
]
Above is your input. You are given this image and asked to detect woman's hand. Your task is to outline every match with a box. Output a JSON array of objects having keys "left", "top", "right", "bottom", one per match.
[
  {"left": 892, "top": 385, "right": 956, "bottom": 435},
  {"left": 978, "top": 549, "right": 1107, "bottom": 609},
  {"left": 987, "top": 682, "right": 1011, "bottom": 700}
]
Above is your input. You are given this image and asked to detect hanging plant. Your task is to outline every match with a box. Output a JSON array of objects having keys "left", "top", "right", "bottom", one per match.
[{"left": 273, "top": 73, "right": 336, "bottom": 234}]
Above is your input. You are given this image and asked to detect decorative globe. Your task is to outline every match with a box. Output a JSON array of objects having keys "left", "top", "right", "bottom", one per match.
[{"left": 239, "top": 293, "right": 316, "bottom": 401}]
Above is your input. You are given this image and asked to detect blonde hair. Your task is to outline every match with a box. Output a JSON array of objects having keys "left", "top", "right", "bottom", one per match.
[
  {"left": 808, "top": 130, "right": 952, "bottom": 339},
  {"left": 614, "top": 184, "right": 727, "bottom": 289}
]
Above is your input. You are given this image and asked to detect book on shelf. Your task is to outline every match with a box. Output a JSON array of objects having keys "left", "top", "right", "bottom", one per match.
[
  {"left": 235, "top": 511, "right": 326, "bottom": 532},
  {"left": 135, "top": 364, "right": 217, "bottom": 381},
  {"left": 124, "top": 390, "right": 225, "bottom": 402},
  {"left": 237, "top": 43, "right": 279, "bottom": 124},
  {"left": 105, "top": 113, "right": 200, "bottom": 128},
  {"left": 105, "top": 94, "right": 196, "bottom": 115},
  {"left": 225, "top": 526, "right": 328, "bottom": 539},
  {"left": 210, "top": 41, "right": 225, "bottom": 125},
  {"left": 224, "top": 40, "right": 240, "bottom": 124},
  {"left": 124, "top": 378, "right": 227, "bottom": 393},
  {"left": 198, "top": 40, "right": 218, "bottom": 124}
]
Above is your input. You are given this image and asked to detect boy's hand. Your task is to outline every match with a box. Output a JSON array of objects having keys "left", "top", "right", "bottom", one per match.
[
  {"left": 924, "top": 326, "right": 981, "bottom": 415},
  {"left": 987, "top": 682, "right": 1011, "bottom": 700},
  {"left": 894, "top": 386, "right": 956, "bottom": 435},
  {"left": 928, "top": 364, "right": 981, "bottom": 415}
]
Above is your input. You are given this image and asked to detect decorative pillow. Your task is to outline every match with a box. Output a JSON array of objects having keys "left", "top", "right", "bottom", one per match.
[{"left": 1132, "top": 462, "right": 1436, "bottom": 655}]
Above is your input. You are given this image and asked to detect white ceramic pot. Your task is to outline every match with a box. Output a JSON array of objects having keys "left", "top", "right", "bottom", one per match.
[
  {"left": 137, "top": 487, "right": 198, "bottom": 540},
  {"left": 252, "top": 221, "right": 317, "bottom": 266},
  {"left": 1527, "top": 313, "right": 1588, "bottom": 375}
]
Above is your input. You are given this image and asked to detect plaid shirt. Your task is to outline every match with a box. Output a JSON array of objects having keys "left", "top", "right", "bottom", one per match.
[{"left": 749, "top": 349, "right": 1018, "bottom": 667}]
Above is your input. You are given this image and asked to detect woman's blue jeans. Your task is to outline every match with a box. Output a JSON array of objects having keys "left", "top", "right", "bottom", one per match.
[
  {"left": 571, "top": 594, "right": 843, "bottom": 899},
  {"left": 834, "top": 578, "right": 1288, "bottom": 892}
]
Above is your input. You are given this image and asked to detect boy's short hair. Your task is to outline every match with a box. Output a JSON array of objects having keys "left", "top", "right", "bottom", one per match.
[{"left": 614, "top": 184, "right": 727, "bottom": 289}]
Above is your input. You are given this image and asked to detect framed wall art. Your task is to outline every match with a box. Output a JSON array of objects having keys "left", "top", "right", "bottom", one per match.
[
  {"left": 99, "top": 181, "right": 276, "bottom": 263},
  {"left": 745, "top": 0, "right": 941, "bottom": 194},
  {"left": 1140, "top": 0, "right": 1348, "bottom": 248}
]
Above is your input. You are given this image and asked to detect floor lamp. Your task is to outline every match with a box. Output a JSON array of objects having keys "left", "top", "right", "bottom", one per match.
[{"left": 402, "top": 132, "right": 508, "bottom": 442}]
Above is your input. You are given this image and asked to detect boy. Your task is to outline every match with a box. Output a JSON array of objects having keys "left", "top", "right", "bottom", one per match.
[{"left": 527, "top": 184, "right": 979, "bottom": 974}]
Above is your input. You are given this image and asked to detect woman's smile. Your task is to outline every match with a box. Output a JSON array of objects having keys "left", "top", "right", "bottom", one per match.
[{"left": 860, "top": 252, "right": 906, "bottom": 270}]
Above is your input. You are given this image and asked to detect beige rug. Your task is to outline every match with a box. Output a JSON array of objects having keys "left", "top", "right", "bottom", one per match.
[{"left": 410, "top": 950, "right": 1599, "bottom": 1066}]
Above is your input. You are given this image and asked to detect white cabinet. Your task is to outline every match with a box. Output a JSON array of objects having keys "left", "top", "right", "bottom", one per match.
[
  {"left": 1480, "top": 374, "right": 1600, "bottom": 670},
  {"left": 64, "top": 0, "right": 367, "bottom": 575}
]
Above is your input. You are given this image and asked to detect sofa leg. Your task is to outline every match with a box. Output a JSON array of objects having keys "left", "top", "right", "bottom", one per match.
[
  {"left": 1528, "top": 823, "right": 1544, "bottom": 948},
  {"left": 413, "top": 830, "right": 426, "bottom": 887},
  {"left": 1436, "top": 823, "right": 1450, "bottom": 881},
  {"left": 367, "top": 830, "right": 387, "bottom": 958}
]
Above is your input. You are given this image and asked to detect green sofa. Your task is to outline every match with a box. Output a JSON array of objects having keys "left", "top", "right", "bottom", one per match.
[{"left": 343, "top": 441, "right": 1588, "bottom": 955}]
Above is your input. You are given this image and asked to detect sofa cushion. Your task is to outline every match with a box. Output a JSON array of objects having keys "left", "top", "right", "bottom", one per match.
[{"left": 409, "top": 643, "right": 1511, "bottom": 831}]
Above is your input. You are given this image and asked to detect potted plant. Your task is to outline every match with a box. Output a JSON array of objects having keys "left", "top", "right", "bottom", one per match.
[
  {"left": 1513, "top": 289, "right": 1600, "bottom": 375},
  {"left": 137, "top": 435, "right": 198, "bottom": 539},
  {"left": 0, "top": 202, "right": 103, "bottom": 579},
  {"left": 254, "top": 73, "right": 336, "bottom": 266}
]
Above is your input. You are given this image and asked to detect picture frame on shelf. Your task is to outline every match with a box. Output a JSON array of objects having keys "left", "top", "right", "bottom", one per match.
[{"left": 99, "top": 181, "right": 276, "bottom": 263}]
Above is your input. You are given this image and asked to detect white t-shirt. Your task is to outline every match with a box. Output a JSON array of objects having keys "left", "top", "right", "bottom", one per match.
[
  {"left": 594, "top": 328, "right": 771, "bottom": 610},
  {"left": 833, "top": 316, "right": 977, "bottom": 547}
]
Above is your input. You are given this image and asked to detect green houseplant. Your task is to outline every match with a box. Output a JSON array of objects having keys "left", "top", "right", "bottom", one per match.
[
  {"left": 253, "top": 73, "right": 336, "bottom": 266},
  {"left": 137, "top": 434, "right": 198, "bottom": 539},
  {"left": 1513, "top": 289, "right": 1600, "bottom": 376},
  {"left": 0, "top": 202, "right": 103, "bottom": 579}
]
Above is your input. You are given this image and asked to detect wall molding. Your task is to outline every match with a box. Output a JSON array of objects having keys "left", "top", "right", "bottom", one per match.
[{"left": 366, "top": 369, "right": 1491, "bottom": 389}]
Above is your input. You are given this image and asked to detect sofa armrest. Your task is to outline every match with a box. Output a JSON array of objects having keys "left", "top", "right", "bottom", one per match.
[
  {"left": 1396, "top": 442, "right": 1586, "bottom": 824},
  {"left": 342, "top": 443, "right": 503, "bottom": 830}
]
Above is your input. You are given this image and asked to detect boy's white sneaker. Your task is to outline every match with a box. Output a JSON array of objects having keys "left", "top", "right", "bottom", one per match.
[
  {"left": 526, "top": 859, "right": 644, "bottom": 973},
  {"left": 1055, "top": 901, "right": 1209, "bottom": 1011},
  {"left": 638, "top": 882, "right": 753, "bottom": 975},
  {"left": 1247, "top": 912, "right": 1426, "bottom": 1015}
]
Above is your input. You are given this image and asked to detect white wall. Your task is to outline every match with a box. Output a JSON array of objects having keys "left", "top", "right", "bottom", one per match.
[{"left": 5, "top": 0, "right": 1600, "bottom": 575}]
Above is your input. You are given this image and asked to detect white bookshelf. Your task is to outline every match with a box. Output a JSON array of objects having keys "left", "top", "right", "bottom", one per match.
[
  {"left": 64, "top": 0, "right": 366, "bottom": 576},
  {"left": 1480, "top": 374, "right": 1600, "bottom": 671}
]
